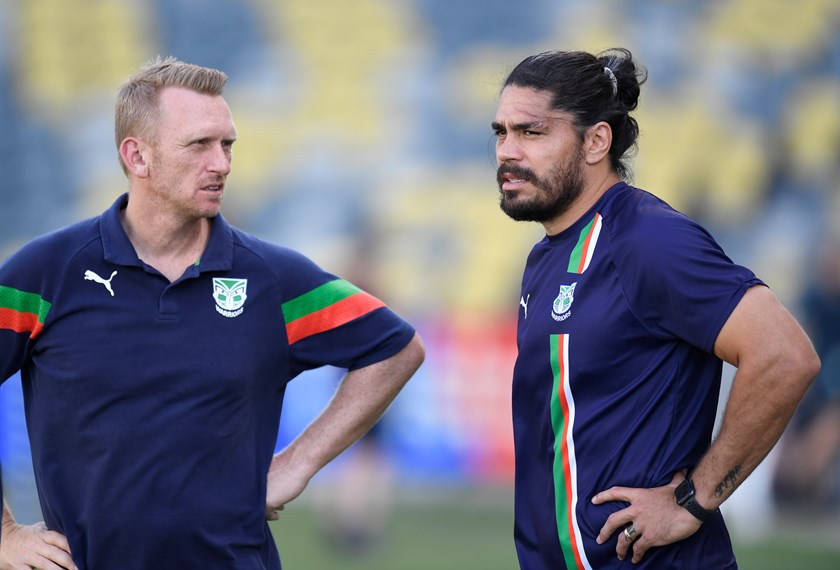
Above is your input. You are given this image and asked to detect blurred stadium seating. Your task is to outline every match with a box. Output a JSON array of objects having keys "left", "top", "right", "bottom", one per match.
[{"left": 1, "top": 0, "right": 839, "bottom": 558}]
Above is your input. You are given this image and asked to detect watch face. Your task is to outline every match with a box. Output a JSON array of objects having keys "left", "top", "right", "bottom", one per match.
[{"left": 675, "top": 479, "right": 694, "bottom": 504}]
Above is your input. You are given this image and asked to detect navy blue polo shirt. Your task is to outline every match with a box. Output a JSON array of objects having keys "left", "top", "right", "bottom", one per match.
[
  {"left": 0, "top": 194, "right": 415, "bottom": 569},
  {"left": 512, "top": 183, "right": 761, "bottom": 569}
]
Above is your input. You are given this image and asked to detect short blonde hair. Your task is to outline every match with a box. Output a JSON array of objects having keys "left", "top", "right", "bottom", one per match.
[{"left": 115, "top": 56, "right": 228, "bottom": 173}]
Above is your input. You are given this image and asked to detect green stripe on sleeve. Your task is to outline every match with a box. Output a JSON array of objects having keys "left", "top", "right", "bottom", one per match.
[
  {"left": 0, "top": 285, "right": 52, "bottom": 323},
  {"left": 281, "top": 279, "right": 362, "bottom": 324}
]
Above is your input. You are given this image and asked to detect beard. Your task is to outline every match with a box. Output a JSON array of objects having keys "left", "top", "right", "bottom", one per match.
[{"left": 497, "top": 149, "right": 585, "bottom": 223}]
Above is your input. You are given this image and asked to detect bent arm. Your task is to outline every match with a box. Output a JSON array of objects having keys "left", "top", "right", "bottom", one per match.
[
  {"left": 690, "top": 285, "right": 820, "bottom": 510},
  {"left": 592, "top": 285, "right": 819, "bottom": 563},
  {"left": 266, "top": 333, "right": 424, "bottom": 517}
]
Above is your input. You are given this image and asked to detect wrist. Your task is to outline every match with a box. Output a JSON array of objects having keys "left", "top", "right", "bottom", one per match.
[
  {"left": 1, "top": 504, "right": 17, "bottom": 532},
  {"left": 674, "top": 476, "right": 718, "bottom": 523},
  {"left": 269, "top": 447, "right": 318, "bottom": 482}
]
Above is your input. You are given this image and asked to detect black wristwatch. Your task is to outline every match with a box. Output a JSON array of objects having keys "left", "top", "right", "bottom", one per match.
[{"left": 674, "top": 477, "right": 717, "bottom": 523}]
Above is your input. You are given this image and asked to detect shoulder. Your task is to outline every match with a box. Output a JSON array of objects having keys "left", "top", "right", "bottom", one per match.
[
  {"left": 601, "top": 185, "right": 723, "bottom": 269},
  {"left": 228, "top": 227, "right": 322, "bottom": 271},
  {"left": 2, "top": 217, "right": 101, "bottom": 271},
  {"left": 227, "top": 227, "right": 339, "bottom": 296},
  {"left": 0, "top": 217, "right": 102, "bottom": 315}
]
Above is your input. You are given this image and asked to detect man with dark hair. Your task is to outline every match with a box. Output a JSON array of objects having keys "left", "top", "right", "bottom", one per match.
[
  {"left": 494, "top": 48, "right": 820, "bottom": 568},
  {"left": 0, "top": 56, "right": 424, "bottom": 569}
]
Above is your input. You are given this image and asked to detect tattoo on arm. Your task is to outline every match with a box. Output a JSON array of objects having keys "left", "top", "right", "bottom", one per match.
[{"left": 714, "top": 465, "right": 742, "bottom": 498}]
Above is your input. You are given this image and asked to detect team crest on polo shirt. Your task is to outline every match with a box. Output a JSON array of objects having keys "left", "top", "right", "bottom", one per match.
[
  {"left": 551, "top": 282, "right": 576, "bottom": 321},
  {"left": 212, "top": 278, "right": 248, "bottom": 318}
]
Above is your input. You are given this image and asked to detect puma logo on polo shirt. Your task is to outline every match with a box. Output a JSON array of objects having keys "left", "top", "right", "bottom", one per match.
[{"left": 84, "top": 269, "right": 118, "bottom": 297}]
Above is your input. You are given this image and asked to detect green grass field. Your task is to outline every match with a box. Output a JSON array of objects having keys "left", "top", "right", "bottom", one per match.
[{"left": 270, "top": 487, "right": 840, "bottom": 570}]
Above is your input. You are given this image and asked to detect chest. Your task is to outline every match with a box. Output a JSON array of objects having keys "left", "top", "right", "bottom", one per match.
[
  {"left": 513, "top": 244, "right": 655, "bottom": 397},
  {"left": 32, "top": 263, "right": 288, "bottom": 400},
  {"left": 517, "top": 247, "right": 628, "bottom": 347}
]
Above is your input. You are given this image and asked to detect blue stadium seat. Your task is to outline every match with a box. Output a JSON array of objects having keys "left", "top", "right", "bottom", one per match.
[{"left": 152, "top": 0, "right": 266, "bottom": 80}]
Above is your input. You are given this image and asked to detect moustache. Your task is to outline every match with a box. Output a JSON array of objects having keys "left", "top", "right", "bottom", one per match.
[{"left": 497, "top": 164, "right": 536, "bottom": 186}]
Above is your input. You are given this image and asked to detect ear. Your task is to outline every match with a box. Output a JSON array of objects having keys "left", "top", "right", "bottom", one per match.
[
  {"left": 119, "top": 137, "right": 150, "bottom": 178},
  {"left": 583, "top": 121, "right": 612, "bottom": 166}
]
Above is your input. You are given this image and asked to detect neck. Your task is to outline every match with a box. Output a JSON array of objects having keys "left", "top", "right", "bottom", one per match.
[
  {"left": 121, "top": 192, "right": 212, "bottom": 281},
  {"left": 542, "top": 171, "right": 621, "bottom": 236}
]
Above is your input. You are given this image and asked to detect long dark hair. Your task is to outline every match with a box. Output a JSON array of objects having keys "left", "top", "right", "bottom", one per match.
[{"left": 503, "top": 48, "right": 647, "bottom": 180}]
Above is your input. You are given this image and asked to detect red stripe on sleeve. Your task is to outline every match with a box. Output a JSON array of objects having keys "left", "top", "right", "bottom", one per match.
[
  {"left": 575, "top": 213, "right": 600, "bottom": 274},
  {"left": 0, "top": 307, "right": 45, "bottom": 339},
  {"left": 285, "top": 292, "right": 385, "bottom": 345}
]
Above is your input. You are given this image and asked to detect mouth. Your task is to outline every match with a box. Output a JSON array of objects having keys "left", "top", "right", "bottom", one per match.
[
  {"left": 498, "top": 167, "right": 533, "bottom": 192},
  {"left": 501, "top": 176, "right": 529, "bottom": 191},
  {"left": 201, "top": 183, "right": 225, "bottom": 193}
]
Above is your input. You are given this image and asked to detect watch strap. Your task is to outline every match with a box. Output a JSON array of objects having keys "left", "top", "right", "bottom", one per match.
[
  {"left": 675, "top": 477, "right": 718, "bottom": 523},
  {"left": 680, "top": 494, "right": 717, "bottom": 523}
]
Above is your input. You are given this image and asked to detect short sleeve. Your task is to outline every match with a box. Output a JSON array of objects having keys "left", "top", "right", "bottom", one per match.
[
  {"left": 0, "top": 243, "right": 56, "bottom": 384},
  {"left": 276, "top": 250, "right": 415, "bottom": 377},
  {"left": 615, "top": 208, "right": 763, "bottom": 353}
]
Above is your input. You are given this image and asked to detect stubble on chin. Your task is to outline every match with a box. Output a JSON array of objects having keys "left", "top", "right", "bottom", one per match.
[{"left": 195, "top": 189, "right": 225, "bottom": 218}]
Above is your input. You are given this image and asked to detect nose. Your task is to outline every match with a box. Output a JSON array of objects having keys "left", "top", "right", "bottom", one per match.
[
  {"left": 495, "top": 134, "right": 522, "bottom": 164},
  {"left": 209, "top": 143, "right": 232, "bottom": 176}
]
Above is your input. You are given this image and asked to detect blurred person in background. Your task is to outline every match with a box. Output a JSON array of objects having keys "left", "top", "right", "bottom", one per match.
[
  {"left": 0, "top": 56, "right": 424, "bottom": 570},
  {"left": 493, "top": 48, "right": 820, "bottom": 568},
  {"left": 310, "top": 234, "right": 399, "bottom": 559},
  {"left": 312, "top": 418, "right": 396, "bottom": 557},
  {"left": 774, "top": 238, "right": 840, "bottom": 510}
]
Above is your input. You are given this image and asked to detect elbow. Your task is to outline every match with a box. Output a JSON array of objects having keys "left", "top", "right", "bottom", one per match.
[
  {"left": 787, "top": 340, "right": 821, "bottom": 393},
  {"left": 801, "top": 347, "right": 821, "bottom": 387},
  {"left": 408, "top": 332, "right": 426, "bottom": 371}
]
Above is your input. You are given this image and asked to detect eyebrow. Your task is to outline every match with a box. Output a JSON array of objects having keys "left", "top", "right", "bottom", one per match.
[
  {"left": 184, "top": 134, "right": 238, "bottom": 145},
  {"left": 491, "top": 120, "right": 548, "bottom": 132}
]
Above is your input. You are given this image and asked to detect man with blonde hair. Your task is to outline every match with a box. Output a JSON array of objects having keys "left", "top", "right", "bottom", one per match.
[{"left": 0, "top": 56, "right": 424, "bottom": 569}]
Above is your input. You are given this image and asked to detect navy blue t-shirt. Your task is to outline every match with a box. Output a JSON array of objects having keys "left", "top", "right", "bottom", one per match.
[
  {"left": 512, "top": 183, "right": 761, "bottom": 569},
  {"left": 0, "top": 194, "right": 415, "bottom": 569}
]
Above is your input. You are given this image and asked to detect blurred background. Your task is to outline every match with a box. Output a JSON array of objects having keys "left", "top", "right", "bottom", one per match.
[{"left": 1, "top": 0, "right": 840, "bottom": 568}]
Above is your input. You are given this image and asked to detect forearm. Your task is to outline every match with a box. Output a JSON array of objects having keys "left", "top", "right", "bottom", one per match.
[
  {"left": 692, "top": 331, "right": 819, "bottom": 509},
  {"left": 272, "top": 334, "right": 424, "bottom": 480}
]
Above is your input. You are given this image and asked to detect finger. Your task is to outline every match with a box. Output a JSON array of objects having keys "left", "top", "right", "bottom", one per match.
[
  {"left": 591, "top": 486, "right": 632, "bottom": 505},
  {"left": 40, "top": 530, "right": 73, "bottom": 554},
  {"left": 33, "top": 544, "right": 77, "bottom": 570},
  {"left": 631, "top": 537, "right": 651, "bottom": 564},
  {"left": 265, "top": 503, "right": 285, "bottom": 519},
  {"left": 30, "top": 552, "right": 74, "bottom": 570},
  {"left": 616, "top": 526, "right": 639, "bottom": 561},
  {"left": 596, "top": 510, "right": 634, "bottom": 544}
]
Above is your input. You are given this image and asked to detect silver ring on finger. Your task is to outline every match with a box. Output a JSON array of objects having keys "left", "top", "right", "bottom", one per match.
[{"left": 623, "top": 524, "right": 638, "bottom": 542}]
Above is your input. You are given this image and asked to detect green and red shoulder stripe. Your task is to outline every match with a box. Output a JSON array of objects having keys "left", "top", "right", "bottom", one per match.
[
  {"left": 282, "top": 279, "right": 385, "bottom": 344},
  {"left": 567, "top": 213, "right": 603, "bottom": 274},
  {"left": 0, "top": 286, "right": 52, "bottom": 339}
]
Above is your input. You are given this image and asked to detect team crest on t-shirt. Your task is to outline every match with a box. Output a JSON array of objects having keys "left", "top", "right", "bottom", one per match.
[
  {"left": 212, "top": 278, "right": 248, "bottom": 318},
  {"left": 551, "top": 282, "right": 576, "bottom": 321}
]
